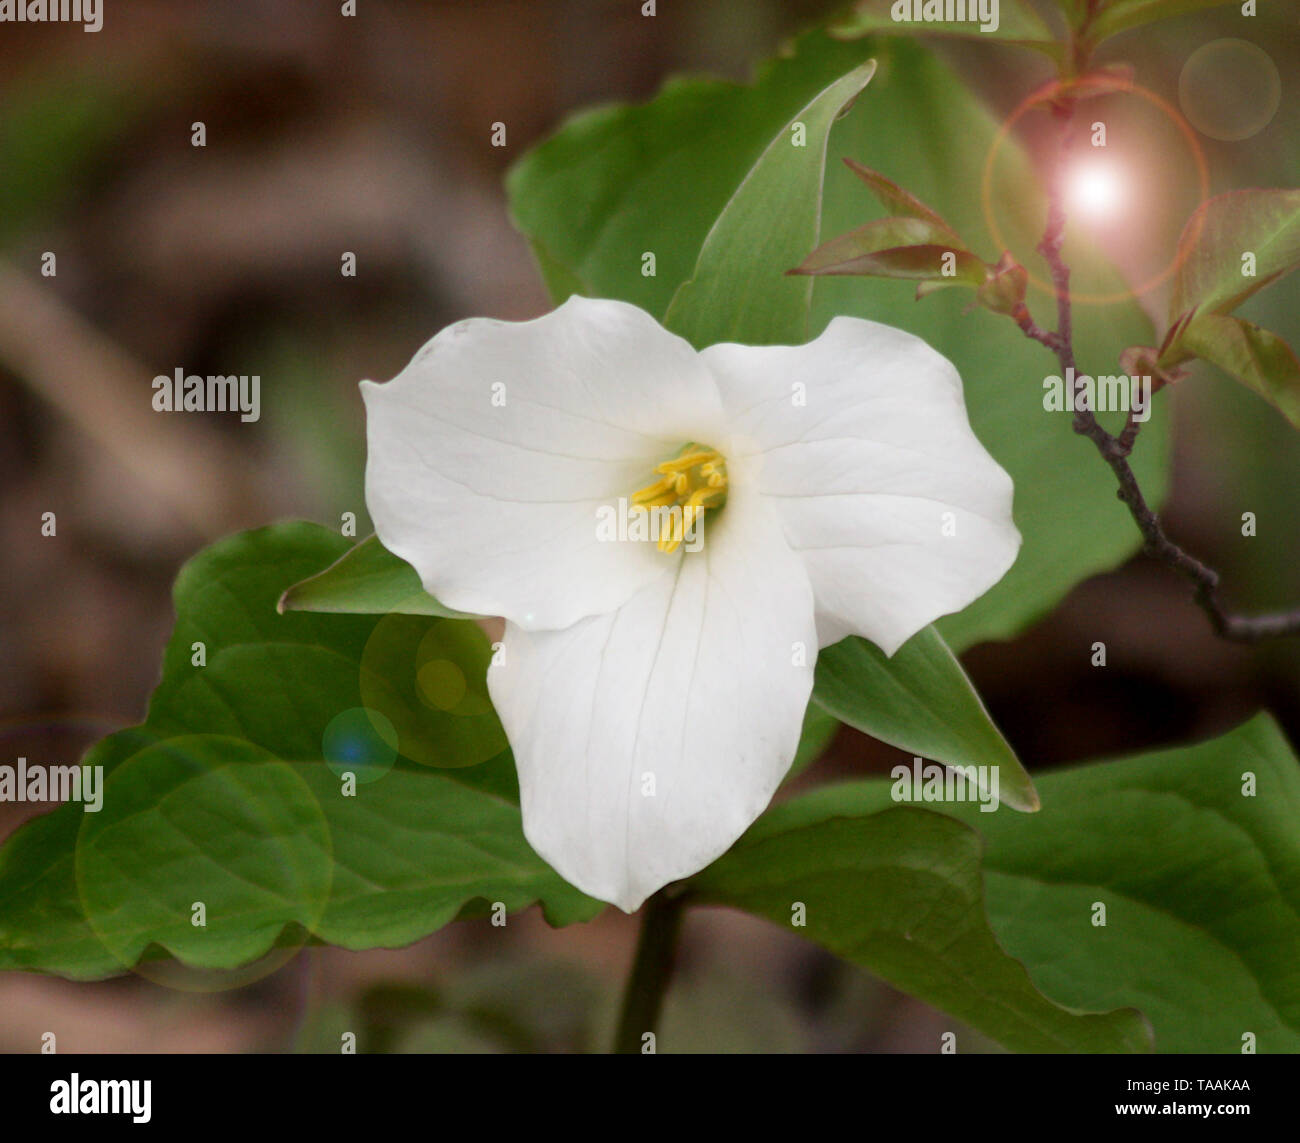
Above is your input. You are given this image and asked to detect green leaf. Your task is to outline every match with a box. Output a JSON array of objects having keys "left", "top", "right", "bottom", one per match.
[
  {"left": 801, "top": 241, "right": 987, "bottom": 286},
  {"left": 508, "top": 30, "right": 1169, "bottom": 653},
  {"left": 732, "top": 714, "right": 1300, "bottom": 1052},
  {"left": 1174, "top": 312, "right": 1300, "bottom": 430},
  {"left": 0, "top": 524, "right": 601, "bottom": 981},
  {"left": 788, "top": 701, "right": 843, "bottom": 781},
  {"left": 791, "top": 217, "right": 984, "bottom": 281},
  {"left": 956, "top": 713, "right": 1300, "bottom": 1052},
  {"left": 842, "top": 158, "right": 960, "bottom": 231},
  {"left": 815, "top": 628, "right": 1038, "bottom": 812},
  {"left": 662, "top": 60, "right": 876, "bottom": 347},
  {"left": 690, "top": 805, "right": 1150, "bottom": 1053},
  {"left": 1168, "top": 189, "right": 1300, "bottom": 324},
  {"left": 1086, "top": 0, "right": 1241, "bottom": 46},
  {"left": 278, "top": 534, "right": 476, "bottom": 619},
  {"left": 831, "top": 0, "right": 1063, "bottom": 58},
  {"left": 507, "top": 43, "right": 880, "bottom": 320}
]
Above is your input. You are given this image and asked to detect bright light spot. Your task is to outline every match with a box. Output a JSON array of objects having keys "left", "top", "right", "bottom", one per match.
[{"left": 1067, "top": 162, "right": 1125, "bottom": 221}]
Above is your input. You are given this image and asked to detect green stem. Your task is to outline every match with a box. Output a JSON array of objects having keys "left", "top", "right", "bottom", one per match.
[{"left": 612, "top": 890, "right": 685, "bottom": 1054}]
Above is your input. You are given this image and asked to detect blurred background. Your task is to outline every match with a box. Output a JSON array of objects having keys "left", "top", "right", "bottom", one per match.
[{"left": 1, "top": 0, "right": 1298, "bottom": 1052}]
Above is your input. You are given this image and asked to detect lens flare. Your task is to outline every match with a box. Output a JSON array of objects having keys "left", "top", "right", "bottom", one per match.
[
  {"left": 983, "top": 79, "right": 1208, "bottom": 304},
  {"left": 1067, "top": 161, "right": 1124, "bottom": 221}
]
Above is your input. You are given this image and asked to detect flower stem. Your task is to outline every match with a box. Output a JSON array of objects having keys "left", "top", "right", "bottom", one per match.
[{"left": 612, "top": 890, "right": 685, "bottom": 1054}]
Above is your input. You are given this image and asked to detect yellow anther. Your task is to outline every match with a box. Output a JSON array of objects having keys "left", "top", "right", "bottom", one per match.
[
  {"left": 658, "top": 512, "right": 683, "bottom": 554},
  {"left": 628, "top": 443, "right": 728, "bottom": 555},
  {"left": 630, "top": 474, "right": 676, "bottom": 504},
  {"left": 656, "top": 448, "right": 717, "bottom": 474}
]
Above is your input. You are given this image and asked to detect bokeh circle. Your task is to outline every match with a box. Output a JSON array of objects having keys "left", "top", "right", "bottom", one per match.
[
  {"left": 322, "top": 706, "right": 399, "bottom": 784},
  {"left": 1179, "top": 39, "right": 1281, "bottom": 142},
  {"left": 357, "top": 614, "right": 507, "bottom": 769}
]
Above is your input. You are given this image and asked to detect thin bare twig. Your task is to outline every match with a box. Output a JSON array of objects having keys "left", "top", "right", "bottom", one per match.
[{"left": 1021, "top": 99, "right": 1300, "bottom": 642}]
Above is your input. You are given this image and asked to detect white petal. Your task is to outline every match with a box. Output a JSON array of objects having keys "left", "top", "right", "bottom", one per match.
[
  {"left": 488, "top": 475, "right": 817, "bottom": 912},
  {"left": 703, "top": 316, "right": 1021, "bottom": 656},
  {"left": 362, "top": 296, "right": 727, "bottom": 630}
]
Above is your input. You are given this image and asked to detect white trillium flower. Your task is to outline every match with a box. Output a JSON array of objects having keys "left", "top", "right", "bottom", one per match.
[{"left": 362, "top": 295, "right": 1020, "bottom": 912}]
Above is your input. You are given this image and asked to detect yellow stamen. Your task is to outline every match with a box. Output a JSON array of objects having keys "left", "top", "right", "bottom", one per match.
[
  {"left": 655, "top": 449, "right": 717, "bottom": 473},
  {"left": 633, "top": 492, "right": 677, "bottom": 510},
  {"left": 626, "top": 442, "right": 728, "bottom": 554},
  {"left": 630, "top": 474, "right": 676, "bottom": 504}
]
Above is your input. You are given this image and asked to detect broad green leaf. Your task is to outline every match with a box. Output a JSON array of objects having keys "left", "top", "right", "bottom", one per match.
[
  {"left": 1087, "top": 0, "right": 1240, "bottom": 45},
  {"left": 690, "top": 805, "right": 1150, "bottom": 1053},
  {"left": 278, "top": 534, "right": 476, "bottom": 619},
  {"left": 1168, "top": 189, "right": 1300, "bottom": 324},
  {"left": 663, "top": 60, "right": 876, "bottom": 347},
  {"left": 1175, "top": 312, "right": 1300, "bottom": 430},
  {"left": 0, "top": 524, "right": 601, "bottom": 981},
  {"left": 831, "top": 0, "right": 1063, "bottom": 57},
  {"left": 954, "top": 713, "right": 1300, "bottom": 1052},
  {"left": 736, "top": 714, "right": 1300, "bottom": 1052},
  {"left": 506, "top": 43, "right": 880, "bottom": 319},
  {"left": 508, "top": 31, "right": 1169, "bottom": 653},
  {"left": 815, "top": 628, "right": 1038, "bottom": 812}
]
